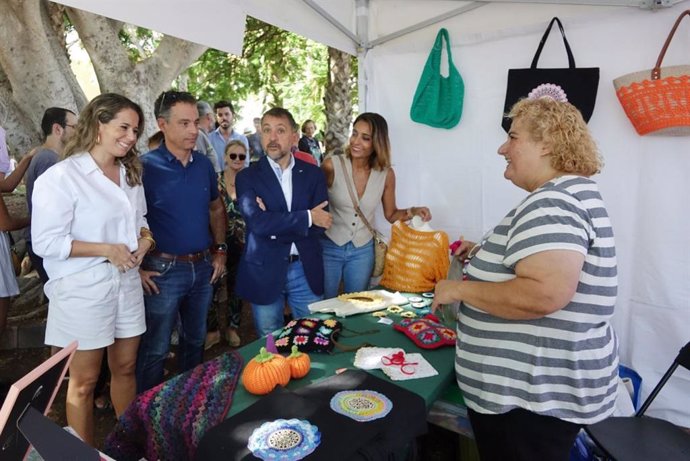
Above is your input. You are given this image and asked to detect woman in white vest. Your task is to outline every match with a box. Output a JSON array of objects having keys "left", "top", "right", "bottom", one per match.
[{"left": 320, "top": 112, "right": 431, "bottom": 298}]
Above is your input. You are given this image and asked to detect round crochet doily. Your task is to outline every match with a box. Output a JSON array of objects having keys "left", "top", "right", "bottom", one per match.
[
  {"left": 329, "top": 390, "right": 393, "bottom": 422},
  {"left": 248, "top": 419, "right": 320, "bottom": 460}
]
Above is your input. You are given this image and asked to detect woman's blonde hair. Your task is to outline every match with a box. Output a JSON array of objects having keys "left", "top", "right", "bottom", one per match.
[
  {"left": 63, "top": 93, "right": 144, "bottom": 186},
  {"left": 345, "top": 112, "right": 391, "bottom": 170},
  {"left": 508, "top": 98, "right": 602, "bottom": 176},
  {"left": 224, "top": 140, "right": 247, "bottom": 156}
]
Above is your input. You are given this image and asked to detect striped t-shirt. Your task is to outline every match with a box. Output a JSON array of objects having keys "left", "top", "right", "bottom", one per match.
[{"left": 456, "top": 175, "right": 619, "bottom": 424}]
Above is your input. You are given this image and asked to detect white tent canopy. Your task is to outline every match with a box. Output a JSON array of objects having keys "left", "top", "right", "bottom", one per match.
[{"left": 54, "top": 0, "right": 690, "bottom": 427}]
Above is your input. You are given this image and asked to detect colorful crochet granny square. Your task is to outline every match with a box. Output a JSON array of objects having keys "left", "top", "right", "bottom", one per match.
[
  {"left": 329, "top": 389, "right": 393, "bottom": 422},
  {"left": 248, "top": 418, "right": 321, "bottom": 460},
  {"left": 274, "top": 317, "right": 342, "bottom": 353},
  {"left": 393, "top": 314, "right": 456, "bottom": 349}
]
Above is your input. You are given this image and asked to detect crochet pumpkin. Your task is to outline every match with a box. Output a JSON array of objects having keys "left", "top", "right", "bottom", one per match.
[
  {"left": 241, "top": 347, "right": 291, "bottom": 395},
  {"left": 286, "top": 345, "right": 311, "bottom": 379}
]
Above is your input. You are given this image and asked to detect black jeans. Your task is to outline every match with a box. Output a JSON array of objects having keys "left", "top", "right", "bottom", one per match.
[{"left": 468, "top": 407, "right": 581, "bottom": 461}]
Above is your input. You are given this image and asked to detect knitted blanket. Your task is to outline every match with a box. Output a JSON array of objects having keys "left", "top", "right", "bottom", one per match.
[{"left": 103, "top": 351, "right": 243, "bottom": 461}]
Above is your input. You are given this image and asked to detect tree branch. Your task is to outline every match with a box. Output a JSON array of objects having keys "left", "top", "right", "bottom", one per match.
[
  {"left": 139, "top": 35, "right": 206, "bottom": 90},
  {"left": 65, "top": 6, "right": 132, "bottom": 91}
]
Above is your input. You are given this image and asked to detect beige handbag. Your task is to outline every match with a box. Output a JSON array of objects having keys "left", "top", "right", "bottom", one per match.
[{"left": 337, "top": 155, "right": 387, "bottom": 277}]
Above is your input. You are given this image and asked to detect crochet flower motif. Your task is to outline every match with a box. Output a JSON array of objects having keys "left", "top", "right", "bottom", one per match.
[
  {"left": 323, "top": 319, "right": 339, "bottom": 328},
  {"left": 313, "top": 336, "right": 330, "bottom": 346},
  {"left": 293, "top": 335, "right": 309, "bottom": 345},
  {"left": 318, "top": 326, "right": 334, "bottom": 336},
  {"left": 275, "top": 337, "right": 290, "bottom": 348},
  {"left": 528, "top": 83, "right": 568, "bottom": 102},
  {"left": 407, "top": 320, "right": 429, "bottom": 333}
]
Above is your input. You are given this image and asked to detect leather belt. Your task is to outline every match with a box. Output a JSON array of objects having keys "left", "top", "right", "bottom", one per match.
[
  {"left": 288, "top": 254, "right": 300, "bottom": 263},
  {"left": 150, "top": 250, "right": 209, "bottom": 262}
]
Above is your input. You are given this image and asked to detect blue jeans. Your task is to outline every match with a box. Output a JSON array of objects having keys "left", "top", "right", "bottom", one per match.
[
  {"left": 322, "top": 237, "right": 374, "bottom": 299},
  {"left": 251, "top": 260, "right": 322, "bottom": 337},
  {"left": 136, "top": 254, "right": 214, "bottom": 393}
]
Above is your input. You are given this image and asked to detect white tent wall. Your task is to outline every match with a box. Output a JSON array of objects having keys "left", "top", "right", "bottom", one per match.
[
  {"left": 49, "top": 0, "right": 690, "bottom": 427},
  {"left": 364, "top": 2, "right": 690, "bottom": 426}
]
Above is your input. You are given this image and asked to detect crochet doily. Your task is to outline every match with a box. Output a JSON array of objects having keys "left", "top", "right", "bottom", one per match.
[
  {"left": 381, "top": 352, "right": 439, "bottom": 381},
  {"left": 248, "top": 419, "right": 321, "bottom": 460},
  {"left": 337, "top": 291, "right": 385, "bottom": 308},
  {"left": 353, "top": 347, "right": 404, "bottom": 370},
  {"left": 330, "top": 390, "right": 393, "bottom": 422}
]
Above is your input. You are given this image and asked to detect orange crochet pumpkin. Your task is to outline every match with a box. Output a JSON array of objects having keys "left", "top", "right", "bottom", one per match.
[
  {"left": 241, "top": 347, "right": 291, "bottom": 395},
  {"left": 286, "top": 345, "right": 311, "bottom": 379}
]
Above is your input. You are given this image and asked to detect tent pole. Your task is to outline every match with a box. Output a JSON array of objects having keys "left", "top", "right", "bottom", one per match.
[
  {"left": 301, "top": 0, "right": 361, "bottom": 45},
  {"left": 369, "top": 2, "right": 487, "bottom": 48},
  {"left": 356, "top": 0, "right": 369, "bottom": 112}
]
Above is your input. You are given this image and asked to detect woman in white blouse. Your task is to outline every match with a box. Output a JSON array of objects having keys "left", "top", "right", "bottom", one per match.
[{"left": 32, "top": 93, "right": 154, "bottom": 446}]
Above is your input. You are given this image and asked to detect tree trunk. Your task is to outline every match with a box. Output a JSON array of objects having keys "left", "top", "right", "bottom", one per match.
[
  {"left": 0, "top": 0, "right": 207, "bottom": 155},
  {"left": 66, "top": 7, "right": 206, "bottom": 140},
  {"left": 323, "top": 47, "right": 353, "bottom": 156},
  {"left": 0, "top": 0, "right": 84, "bottom": 155}
]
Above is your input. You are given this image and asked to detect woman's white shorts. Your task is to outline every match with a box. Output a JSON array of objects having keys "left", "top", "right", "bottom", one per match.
[{"left": 44, "top": 262, "right": 145, "bottom": 350}]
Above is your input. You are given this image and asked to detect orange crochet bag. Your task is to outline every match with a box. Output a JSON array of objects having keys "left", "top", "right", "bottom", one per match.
[
  {"left": 613, "top": 10, "right": 690, "bottom": 136},
  {"left": 380, "top": 221, "right": 450, "bottom": 293}
]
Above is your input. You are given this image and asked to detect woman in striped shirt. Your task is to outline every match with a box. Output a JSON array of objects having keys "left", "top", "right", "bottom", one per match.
[{"left": 434, "top": 97, "right": 618, "bottom": 461}]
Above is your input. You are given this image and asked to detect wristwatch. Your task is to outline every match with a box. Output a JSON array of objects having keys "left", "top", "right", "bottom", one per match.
[{"left": 212, "top": 243, "right": 228, "bottom": 254}]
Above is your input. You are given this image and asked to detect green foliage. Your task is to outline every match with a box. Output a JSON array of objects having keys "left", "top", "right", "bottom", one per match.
[
  {"left": 118, "top": 26, "right": 161, "bottom": 62},
  {"left": 184, "top": 17, "right": 355, "bottom": 130}
]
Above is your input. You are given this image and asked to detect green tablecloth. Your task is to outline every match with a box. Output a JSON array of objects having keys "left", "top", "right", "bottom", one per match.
[{"left": 228, "top": 309, "right": 456, "bottom": 417}]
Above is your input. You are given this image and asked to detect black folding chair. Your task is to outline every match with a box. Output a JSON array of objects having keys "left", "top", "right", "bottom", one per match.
[{"left": 585, "top": 340, "right": 690, "bottom": 460}]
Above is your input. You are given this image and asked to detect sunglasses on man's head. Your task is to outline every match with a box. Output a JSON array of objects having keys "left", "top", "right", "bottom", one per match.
[{"left": 228, "top": 153, "right": 246, "bottom": 161}]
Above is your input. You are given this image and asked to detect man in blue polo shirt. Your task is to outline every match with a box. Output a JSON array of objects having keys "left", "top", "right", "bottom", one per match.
[{"left": 136, "top": 91, "right": 227, "bottom": 393}]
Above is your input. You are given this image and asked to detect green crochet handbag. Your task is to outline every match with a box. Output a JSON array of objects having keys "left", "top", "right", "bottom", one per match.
[{"left": 410, "top": 28, "right": 465, "bottom": 129}]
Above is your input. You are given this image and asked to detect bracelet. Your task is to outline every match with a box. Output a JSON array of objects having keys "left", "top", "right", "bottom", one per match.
[{"left": 139, "top": 228, "right": 156, "bottom": 252}]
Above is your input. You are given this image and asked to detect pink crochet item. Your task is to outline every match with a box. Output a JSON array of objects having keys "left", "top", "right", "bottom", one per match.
[{"left": 393, "top": 314, "right": 456, "bottom": 349}]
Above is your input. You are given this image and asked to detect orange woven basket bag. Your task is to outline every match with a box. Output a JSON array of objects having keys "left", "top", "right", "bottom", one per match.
[{"left": 613, "top": 10, "right": 690, "bottom": 136}]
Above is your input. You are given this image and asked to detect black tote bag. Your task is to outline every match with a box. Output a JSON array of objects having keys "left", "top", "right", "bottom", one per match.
[{"left": 501, "top": 17, "right": 599, "bottom": 132}]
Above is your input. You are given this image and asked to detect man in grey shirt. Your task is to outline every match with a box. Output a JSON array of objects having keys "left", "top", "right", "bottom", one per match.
[
  {"left": 25, "top": 107, "right": 77, "bottom": 282},
  {"left": 195, "top": 100, "right": 221, "bottom": 173}
]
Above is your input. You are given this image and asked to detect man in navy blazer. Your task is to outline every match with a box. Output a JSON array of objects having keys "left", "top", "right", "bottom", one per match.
[{"left": 235, "top": 107, "right": 332, "bottom": 336}]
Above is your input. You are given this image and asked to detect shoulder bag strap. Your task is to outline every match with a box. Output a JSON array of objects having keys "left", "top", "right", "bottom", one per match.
[
  {"left": 337, "top": 155, "right": 378, "bottom": 237},
  {"left": 430, "top": 28, "right": 455, "bottom": 74},
  {"left": 652, "top": 10, "right": 690, "bottom": 79},
  {"left": 531, "top": 17, "right": 576, "bottom": 69}
]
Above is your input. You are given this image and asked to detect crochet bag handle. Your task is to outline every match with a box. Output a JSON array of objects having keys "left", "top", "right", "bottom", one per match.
[
  {"left": 531, "top": 17, "right": 576, "bottom": 69},
  {"left": 337, "top": 154, "right": 378, "bottom": 237},
  {"left": 652, "top": 10, "right": 690, "bottom": 80},
  {"left": 330, "top": 324, "right": 379, "bottom": 354}
]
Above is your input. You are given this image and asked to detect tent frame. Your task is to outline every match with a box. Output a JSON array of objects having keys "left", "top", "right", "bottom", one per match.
[{"left": 301, "top": 0, "right": 683, "bottom": 110}]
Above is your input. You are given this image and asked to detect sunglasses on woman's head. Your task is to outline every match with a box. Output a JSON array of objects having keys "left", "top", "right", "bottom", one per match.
[{"left": 228, "top": 153, "right": 246, "bottom": 161}]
